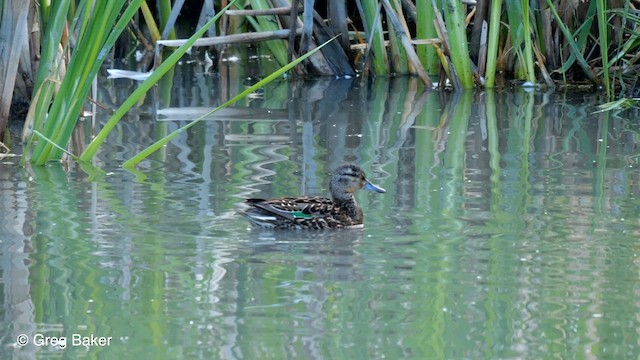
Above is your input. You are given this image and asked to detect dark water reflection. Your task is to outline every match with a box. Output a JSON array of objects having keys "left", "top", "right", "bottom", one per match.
[{"left": 2, "top": 64, "right": 640, "bottom": 358}]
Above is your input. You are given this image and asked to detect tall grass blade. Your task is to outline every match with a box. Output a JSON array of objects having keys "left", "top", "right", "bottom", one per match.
[
  {"left": 384, "top": 0, "right": 409, "bottom": 74},
  {"left": 545, "top": 0, "right": 599, "bottom": 84},
  {"left": 381, "top": 0, "right": 432, "bottom": 86},
  {"left": 140, "top": 1, "right": 161, "bottom": 43},
  {"left": 505, "top": 0, "right": 536, "bottom": 82},
  {"left": 27, "top": 0, "right": 145, "bottom": 165},
  {"left": 161, "top": 0, "right": 185, "bottom": 40},
  {"left": 358, "top": 0, "right": 389, "bottom": 74},
  {"left": 441, "top": 0, "right": 474, "bottom": 88},
  {"left": 248, "top": 0, "right": 289, "bottom": 67},
  {"left": 593, "top": 98, "right": 639, "bottom": 113},
  {"left": 157, "top": 0, "right": 176, "bottom": 39},
  {"left": 505, "top": 0, "right": 525, "bottom": 79},
  {"left": 80, "top": 0, "right": 238, "bottom": 162},
  {"left": 596, "top": 0, "right": 610, "bottom": 98},
  {"left": 555, "top": 1, "right": 596, "bottom": 74},
  {"left": 484, "top": 0, "right": 502, "bottom": 87},
  {"left": 33, "top": 0, "right": 72, "bottom": 91},
  {"left": 416, "top": 0, "right": 440, "bottom": 74},
  {"left": 608, "top": 8, "right": 640, "bottom": 67},
  {"left": 521, "top": 0, "right": 535, "bottom": 83},
  {"left": 31, "top": 130, "right": 78, "bottom": 160},
  {"left": 122, "top": 36, "right": 338, "bottom": 169}
]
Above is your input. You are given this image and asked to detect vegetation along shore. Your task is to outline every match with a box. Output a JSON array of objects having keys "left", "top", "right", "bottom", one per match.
[{"left": 0, "top": 0, "right": 637, "bottom": 166}]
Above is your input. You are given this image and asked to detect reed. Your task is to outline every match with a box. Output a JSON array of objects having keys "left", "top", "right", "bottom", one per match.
[
  {"left": 357, "top": 0, "right": 389, "bottom": 75},
  {"left": 505, "top": 1, "right": 524, "bottom": 79},
  {"left": 5, "top": 0, "right": 636, "bottom": 154},
  {"left": 80, "top": 1, "right": 239, "bottom": 162},
  {"left": 596, "top": 0, "right": 610, "bottom": 98},
  {"left": 382, "top": 0, "right": 431, "bottom": 85},
  {"left": 157, "top": 0, "right": 176, "bottom": 39},
  {"left": 0, "top": 0, "right": 31, "bottom": 134},
  {"left": 247, "top": 0, "right": 290, "bottom": 67},
  {"left": 416, "top": 0, "right": 440, "bottom": 74},
  {"left": 440, "top": 0, "right": 474, "bottom": 88},
  {"left": 385, "top": 0, "right": 409, "bottom": 74},
  {"left": 484, "top": 0, "right": 502, "bottom": 87},
  {"left": 328, "top": 0, "right": 352, "bottom": 62},
  {"left": 607, "top": 5, "right": 640, "bottom": 98},
  {"left": 17, "top": 0, "right": 71, "bottom": 143},
  {"left": 140, "top": 1, "right": 161, "bottom": 43},
  {"left": 33, "top": 1, "right": 70, "bottom": 91},
  {"left": 520, "top": 0, "right": 535, "bottom": 84},
  {"left": 545, "top": 0, "right": 599, "bottom": 84},
  {"left": 25, "top": 0, "right": 144, "bottom": 165}
]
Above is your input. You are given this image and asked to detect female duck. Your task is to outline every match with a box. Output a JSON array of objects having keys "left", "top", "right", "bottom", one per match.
[{"left": 244, "top": 164, "right": 386, "bottom": 229}]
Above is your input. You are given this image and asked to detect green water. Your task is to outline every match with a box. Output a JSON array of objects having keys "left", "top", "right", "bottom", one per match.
[{"left": 2, "top": 72, "right": 640, "bottom": 358}]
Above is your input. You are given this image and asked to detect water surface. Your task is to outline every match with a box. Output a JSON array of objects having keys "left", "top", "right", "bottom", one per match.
[{"left": 2, "top": 67, "right": 640, "bottom": 359}]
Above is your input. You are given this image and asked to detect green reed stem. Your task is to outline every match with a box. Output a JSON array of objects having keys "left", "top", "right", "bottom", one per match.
[
  {"left": 33, "top": 0, "right": 71, "bottom": 91},
  {"left": 505, "top": 0, "right": 531, "bottom": 80},
  {"left": 596, "top": 0, "right": 610, "bottom": 98},
  {"left": 140, "top": 1, "right": 161, "bottom": 43},
  {"left": 359, "top": 0, "right": 389, "bottom": 75},
  {"left": 386, "top": 0, "right": 409, "bottom": 74},
  {"left": 248, "top": 0, "right": 289, "bottom": 67},
  {"left": 442, "top": 0, "right": 474, "bottom": 88},
  {"left": 521, "top": 0, "right": 536, "bottom": 83},
  {"left": 157, "top": 0, "right": 175, "bottom": 39},
  {"left": 80, "top": 0, "right": 238, "bottom": 162},
  {"left": 28, "top": 0, "right": 144, "bottom": 165},
  {"left": 416, "top": 0, "right": 440, "bottom": 74},
  {"left": 484, "top": 0, "right": 502, "bottom": 87}
]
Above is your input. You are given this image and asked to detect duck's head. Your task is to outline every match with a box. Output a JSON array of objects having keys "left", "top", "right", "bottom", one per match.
[{"left": 329, "top": 164, "right": 386, "bottom": 201}]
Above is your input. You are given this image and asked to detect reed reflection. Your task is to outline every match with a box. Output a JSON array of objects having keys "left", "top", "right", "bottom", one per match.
[
  {"left": 95, "top": 68, "right": 640, "bottom": 232},
  {"left": 3, "top": 72, "right": 636, "bottom": 359}
]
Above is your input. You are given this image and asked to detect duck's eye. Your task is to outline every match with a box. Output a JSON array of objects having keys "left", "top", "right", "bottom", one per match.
[{"left": 346, "top": 168, "right": 358, "bottom": 177}]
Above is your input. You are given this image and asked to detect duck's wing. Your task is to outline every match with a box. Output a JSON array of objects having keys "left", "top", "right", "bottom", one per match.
[{"left": 246, "top": 196, "right": 335, "bottom": 221}]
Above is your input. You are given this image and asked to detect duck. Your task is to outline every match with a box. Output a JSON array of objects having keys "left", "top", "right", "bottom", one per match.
[{"left": 243, "top": 164, "right": 386, "bottom": 229}]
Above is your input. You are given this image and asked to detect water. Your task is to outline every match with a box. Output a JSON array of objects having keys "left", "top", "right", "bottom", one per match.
[{"left": 2, "top": 63, "right": 640, "bottom": 358}]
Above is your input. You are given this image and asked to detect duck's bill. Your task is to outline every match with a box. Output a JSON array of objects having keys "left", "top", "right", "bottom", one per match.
[{"left": 363, "top": 181, "right": 386, "bottom": 193}]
